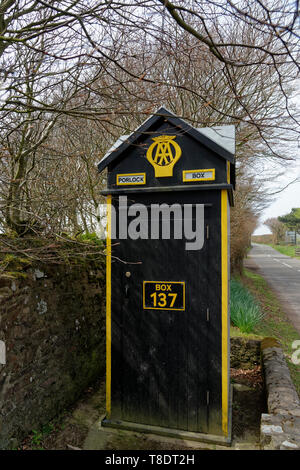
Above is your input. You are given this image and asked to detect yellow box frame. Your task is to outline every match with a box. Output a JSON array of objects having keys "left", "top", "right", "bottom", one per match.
[
  {"left": 116, "top": 172, "right": 146, "bottom": 186},
  {"left": 182, "top": 168, "right": 215, "bottom": 182},
  {"left": 143, "top": 281, "right": 185, "bottom": 311}
]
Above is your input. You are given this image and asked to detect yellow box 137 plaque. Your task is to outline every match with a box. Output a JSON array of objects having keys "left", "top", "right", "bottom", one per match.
[{"left": 146, "top": 135, "right": 182, "bottom": 177}]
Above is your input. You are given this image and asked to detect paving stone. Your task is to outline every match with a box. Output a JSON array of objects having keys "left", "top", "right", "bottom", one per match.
[{"left": 280, "top": 440, "right": 299, "bottom": 450}]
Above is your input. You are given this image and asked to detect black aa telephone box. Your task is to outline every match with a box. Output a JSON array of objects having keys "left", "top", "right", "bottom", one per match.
[{"left": 98, "top": 108, "right": 235, "bottom": 445}]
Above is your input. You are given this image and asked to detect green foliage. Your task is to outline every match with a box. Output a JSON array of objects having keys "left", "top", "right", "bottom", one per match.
[
  {"left": 271, "top": 245, "right": 300, "bottom": 258},
  {"left": 31, "top": 430, "right": 43, "bottom": 450},
  {"left": 2, "top": 254, "right": 31, "bottom": 266},
  {"left": 76, "top": 232, "right": 104, "bottom": 246},
  {"left": 279, "top": 208, "right": 300, "bottom": 234},
  {"left": 230, "top": 279, "right": 264, "bottom": 333},
  {"left": 243, "top": 269, "right": 300, "bottom": 396},
  {"left": 0, "top": 253, "right": 31, "bottom": 278},
  {"left": 30, "top": 423, "right": 54, "bottom": 450},
  {"left": 0, "top": 236, "right": 106, "bottom": 274}
]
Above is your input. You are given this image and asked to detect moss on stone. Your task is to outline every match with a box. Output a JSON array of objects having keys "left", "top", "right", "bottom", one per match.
[
  {"left": 261, "top": 337, "right": 281, "bottom": 350},
  {"left": 2, "top": 271, "right": 28, "bottom": 279}
]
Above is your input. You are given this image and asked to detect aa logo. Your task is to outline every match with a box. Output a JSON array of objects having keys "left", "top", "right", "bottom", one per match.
[{"left": 146, "top": 135, "right": 182, "bottom": 177}]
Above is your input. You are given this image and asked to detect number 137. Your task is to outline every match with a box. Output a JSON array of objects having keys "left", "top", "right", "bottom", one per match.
[{"left": 150, "top": 292, "right": 177, "bottom": 308}]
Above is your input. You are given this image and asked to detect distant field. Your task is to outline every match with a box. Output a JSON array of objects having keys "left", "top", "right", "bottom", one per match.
[
  {"left": 251, "top": 234, "right": 273, "bottom": 244},
  {"left": 250, "top": 236, "right": 300, "bottom": 259}
]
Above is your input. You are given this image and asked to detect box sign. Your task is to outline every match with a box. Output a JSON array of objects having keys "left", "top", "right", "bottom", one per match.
[
  {"left": 143, "top": 281, "right": 185, "bottom": 311},
  {"left": 183, "top": 169, "right": 215, "bottom": 182},
  {"left": 117, "top": 173, "right": 146, "bottom": 185}
]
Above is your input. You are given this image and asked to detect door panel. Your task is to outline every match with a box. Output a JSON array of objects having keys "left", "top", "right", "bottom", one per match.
[{"left": 110, "top": 191, "right": 217, "bottom": 433}]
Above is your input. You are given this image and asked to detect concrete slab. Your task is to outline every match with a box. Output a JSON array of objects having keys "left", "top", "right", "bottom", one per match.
[{"left": 84, "top": 417, "right": 257, "bottom": 451}]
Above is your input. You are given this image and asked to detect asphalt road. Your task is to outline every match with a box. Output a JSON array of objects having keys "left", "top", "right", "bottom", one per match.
[{"left": 244, "top": 243, "right": 300, "bottom": 335}]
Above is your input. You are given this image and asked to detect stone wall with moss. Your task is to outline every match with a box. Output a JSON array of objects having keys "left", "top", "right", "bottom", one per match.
[
  {"left": 0, "top": 243, "right": 106, "bottom": 449},
  {"left": 230, "top": 336, "right": 261, "bottom": 369}
]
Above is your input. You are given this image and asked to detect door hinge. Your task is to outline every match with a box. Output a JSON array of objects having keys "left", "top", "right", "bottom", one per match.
[
  {"left": 207, "top": 390, "right": 210, "bottom": 406},
  {"left": 206, "top": 308, "right": 210, "bottom": 322},
  {"left": 206, "top": 225, "right": 209, "bottom": 239}
]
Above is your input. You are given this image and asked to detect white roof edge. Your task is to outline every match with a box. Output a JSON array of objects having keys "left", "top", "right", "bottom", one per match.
[
  {"left": 97, "top": 109, "right": 164, "bottom": 166},
  {"left": 196, "top": 125, "right": 235, "bottom": 155},
  {"left": 97, "top": 109, "right": 235, "bottom": 166},
  {"left": 101, "top": 134, "right": 130, "bottom": 163}
]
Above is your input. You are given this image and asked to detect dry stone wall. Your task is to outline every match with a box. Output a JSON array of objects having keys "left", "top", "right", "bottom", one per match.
[
  {"left": 260, "top": 338, "right": 300, "bottom": 450},
  {"left": 0, "top": 259, "right": 106, "bottom": 449}
]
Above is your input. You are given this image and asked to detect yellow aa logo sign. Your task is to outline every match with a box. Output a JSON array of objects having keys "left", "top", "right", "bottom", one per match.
[{"left": 146, "top": 135, "right": 182, "bottom": 177}]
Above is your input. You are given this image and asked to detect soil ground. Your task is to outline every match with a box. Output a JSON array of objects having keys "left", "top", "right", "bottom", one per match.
[{"left": 20, "top": 366, "right": 265, "bottom": 451}]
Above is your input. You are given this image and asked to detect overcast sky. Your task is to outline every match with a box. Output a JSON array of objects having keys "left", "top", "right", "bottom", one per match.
[{"left": 253, "top": 158, "right": 300, "bottom": 235}]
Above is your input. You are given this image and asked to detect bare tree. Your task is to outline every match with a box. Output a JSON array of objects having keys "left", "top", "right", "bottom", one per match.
[
  {"left": 0, "top": 2, "right": 298, "bottom": 132},
  {"left": 264, "top": 217, "right": 287, "bottom": 244},
  {"left": 0, "top": 34, "right": 65, "bottom": 234},
  {"left": 0, "top": 0, "right": 298, "bottom": 250}
]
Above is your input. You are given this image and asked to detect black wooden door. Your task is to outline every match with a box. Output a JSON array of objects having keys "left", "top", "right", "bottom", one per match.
[{"left": 110, "top": 191, "right": 213, "bottom": 433}]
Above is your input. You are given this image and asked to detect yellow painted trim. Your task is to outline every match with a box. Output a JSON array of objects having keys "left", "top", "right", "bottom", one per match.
[
  {"left": 106, "top": 195, "right": 112, "bottom": 418},
  {"left": 143, "top": 281, "right": 185, "bottom": 311},
  {"left": 221, "top": 189, "right": 229, "bottom": 436},
  {"left": 116, "top": 173, "right": 146, "bottom": 185},
  {"left": 182, "top": 168, "right": 215, "bottom": 182},
  {"left": 227, "top": 162, "right": 230, "bottom": 184}
]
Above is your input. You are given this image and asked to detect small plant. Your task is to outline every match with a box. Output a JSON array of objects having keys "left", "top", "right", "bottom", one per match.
[
  {"left": 230, "top": 279, "right": 264, "bottom": 333},
  {"left": 76, "top": 232, "right": 104, "bottom": 246},
  {"left": 31, "top": 430, "right": 44, "bottom": 449},
  {"left": 30, "top": 423, "right": 54, "bottom": 450}
]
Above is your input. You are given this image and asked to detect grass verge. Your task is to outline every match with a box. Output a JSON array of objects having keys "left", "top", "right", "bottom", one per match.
[
  {"left": 230, "top": 279, "right": 264, "bottom": 333},
  {"left": 271, "top": 244, "right": 300, "bottom": 259},
  {"left": 237, "top": 268, "right": 300, "bottom": 396}
]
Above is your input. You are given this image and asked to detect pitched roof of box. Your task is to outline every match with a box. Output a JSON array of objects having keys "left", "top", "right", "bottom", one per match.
[{"left": 97, "top": 107, "right": 235, "bottom": 173}]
